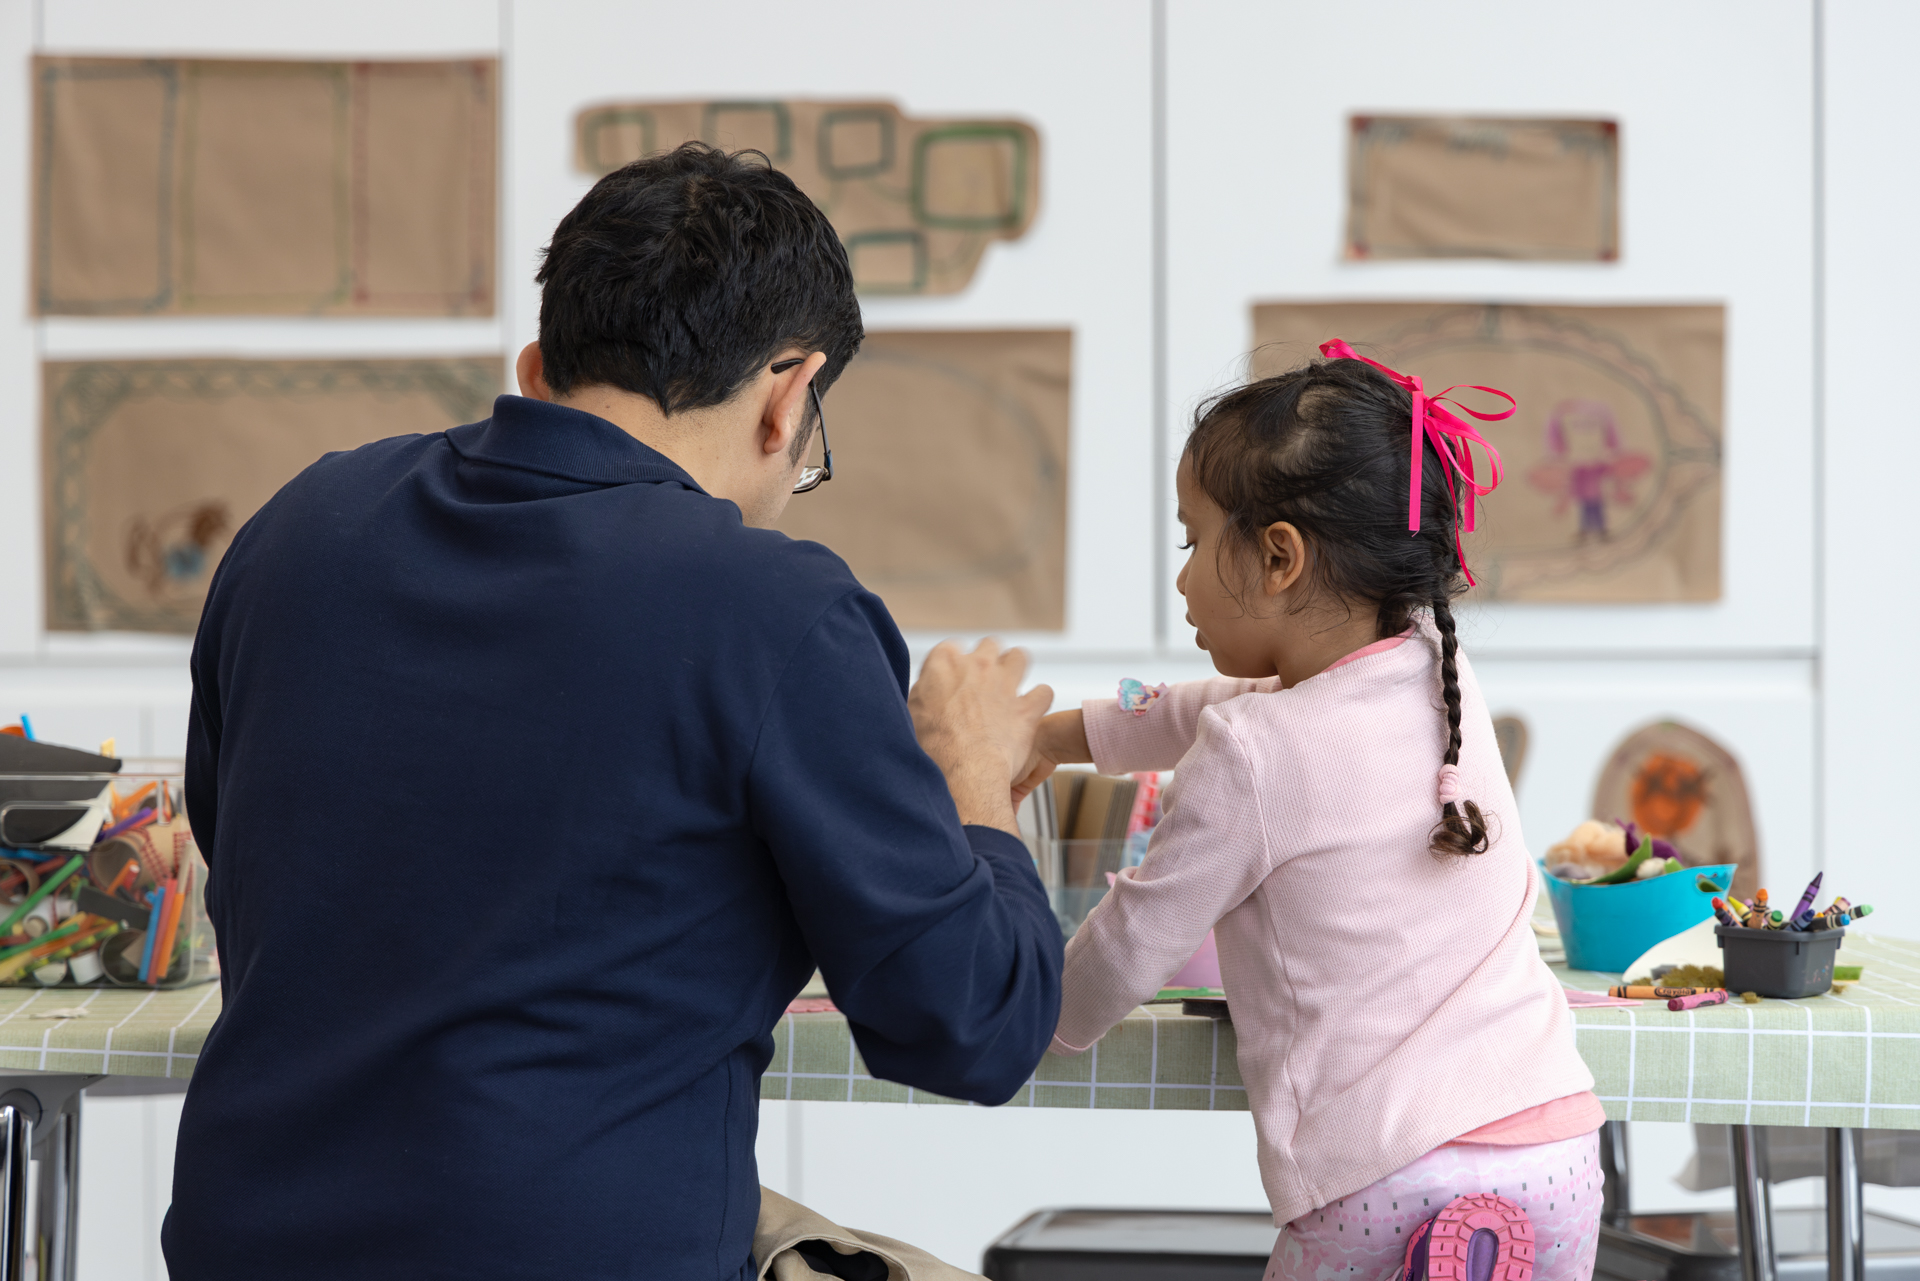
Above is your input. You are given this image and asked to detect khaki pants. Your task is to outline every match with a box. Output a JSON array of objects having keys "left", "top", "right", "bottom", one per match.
[{"left": 755, "top": 1187, "right": 987, "bottom": 1281}]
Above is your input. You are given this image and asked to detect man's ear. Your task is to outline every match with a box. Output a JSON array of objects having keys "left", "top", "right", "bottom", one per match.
[
  {"left": 1258, "top": 522, "right": 1309, "bottom": 597},
  {"left": 515, "top": 342, "right": 554, "bottom": 402},
  {"left": 761, "top": 352, "right": 828, "bottom": 457}
]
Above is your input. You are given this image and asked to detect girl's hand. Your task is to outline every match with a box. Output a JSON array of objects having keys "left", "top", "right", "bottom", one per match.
[{"left": 1012, "top": 709, "right": 1093, "bottom": 805}]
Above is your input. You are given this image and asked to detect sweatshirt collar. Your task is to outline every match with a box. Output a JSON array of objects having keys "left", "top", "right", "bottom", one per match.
[{"left": 445, "top": 395, "right": 707, "bottom": 491}]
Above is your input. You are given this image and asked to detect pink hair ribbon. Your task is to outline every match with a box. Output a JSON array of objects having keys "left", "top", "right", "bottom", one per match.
[{"left": 1318, "top": 339, "right": 1514, "bottom": 585}]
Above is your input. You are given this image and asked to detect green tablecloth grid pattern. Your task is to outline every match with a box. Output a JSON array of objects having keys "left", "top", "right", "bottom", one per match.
[
  {"left": 0, "top": 984, "right": 217, "bottom": 1078},
  {"left": 762, "top": 1002, "right": 1250, "bottom": 1110},
  {"left": 1557, "top": 934, "right": 1920, "bottom": 1130},
  {"left": 1, "top": 933, "right": 1912, "bottom": 1133}
]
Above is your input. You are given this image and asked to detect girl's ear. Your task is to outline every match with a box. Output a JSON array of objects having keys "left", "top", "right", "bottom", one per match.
[{"left": 1258, "top": 521, "right": 1310, "bottom": 597}]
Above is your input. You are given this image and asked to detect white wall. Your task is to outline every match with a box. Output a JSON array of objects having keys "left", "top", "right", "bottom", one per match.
[{"left": 2, "top": 0, "right": 1909, "bottom": 1275}]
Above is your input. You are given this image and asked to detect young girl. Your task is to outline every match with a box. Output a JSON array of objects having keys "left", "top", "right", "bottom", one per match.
[{"left": 1023, "top": 344, "right": 1603, "bottom": 1281}]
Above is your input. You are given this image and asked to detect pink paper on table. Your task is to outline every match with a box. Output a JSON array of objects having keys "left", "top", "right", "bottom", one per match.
[
  {"left": 1104, "top": 870, "right": 1222, "bottom": 989},
  {"left": 1563, "top": 987, "right": 1643, "bottom": 1008}
]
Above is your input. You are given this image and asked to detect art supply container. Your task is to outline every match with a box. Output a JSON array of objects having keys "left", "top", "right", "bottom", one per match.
[
  {"left": 1039, "top": 839, "right": 1129, "bottom": 939},
  {"left": 1541, "top": 861, "right": 1736, "bottom": 973},
  {"left": 0, "top": 767, "right": 215, "bottom": 989},
  {"left": 1715, "top": 925, "right": 1845, "bottom": 998}
]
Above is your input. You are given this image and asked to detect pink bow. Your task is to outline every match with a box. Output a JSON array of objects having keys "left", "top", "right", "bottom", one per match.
[{"left": 1318, "top": 339, "right": 1514, "bottom": 585}]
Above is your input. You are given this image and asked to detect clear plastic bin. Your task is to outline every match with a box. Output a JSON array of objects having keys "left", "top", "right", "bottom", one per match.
[
  {"left": 1039, "top": 839, "right": 1130, "bottom": 939},
  {"left": 0, "top": 766, "right": 214, "bottom": 989}
]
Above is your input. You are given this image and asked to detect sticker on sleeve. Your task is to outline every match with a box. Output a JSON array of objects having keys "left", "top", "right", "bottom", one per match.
[{"left": 1118, "top": 679, "right": 1169, "bottom": 716}]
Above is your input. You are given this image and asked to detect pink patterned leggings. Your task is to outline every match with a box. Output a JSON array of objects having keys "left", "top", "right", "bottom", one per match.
[{"left": 1266, "top": 1130, "right": 1603, "bottom": 1281}]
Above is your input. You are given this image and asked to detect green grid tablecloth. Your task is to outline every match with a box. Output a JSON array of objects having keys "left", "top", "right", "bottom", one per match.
[
  {"left": 0, "top": 984, "right": 216, "bottom": 1079},
  {"left": 8, "top": 933, "right": 1913, "bottom": 1127},
  {"left": 765, "top": 934, "right": 1920, "bottom": 1126},
  {"left": 1558, "top": 932, "right": 1920, "bottom": 1130}
]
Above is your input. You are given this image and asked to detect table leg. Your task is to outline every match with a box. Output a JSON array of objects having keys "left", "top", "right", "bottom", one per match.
[
  {"left": 1731, "top": 1124, "right": 1778, "bottom": 1281},
  {"left": 38, "top": 1092, "right": 81, "bottom": 1281},
  {"left": 1826, "top": 1127, "right": 1864, "bottom": 1281},
  {"left": 1599, "top": 1119, "right": 1631, "bottom": 1227}
]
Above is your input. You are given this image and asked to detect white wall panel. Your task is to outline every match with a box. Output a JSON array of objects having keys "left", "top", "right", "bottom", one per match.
[
  {"left": 1163, "top": 0, "right": 1817, "bottom": 657},
  {"left": 1822, "top": 0, "right": 1920, "bottom": 950},
  {"left": 508, "top": 0, "right": 1158, "bottom": 654}
]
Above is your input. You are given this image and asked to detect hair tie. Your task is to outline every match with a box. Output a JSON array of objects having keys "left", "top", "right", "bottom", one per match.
[
  {"left": 1436, "top": 764, "right": 1462, "bottom": 807},
  {"left": 1318, "top": 339, "right": 1514, "bottom": 586}
]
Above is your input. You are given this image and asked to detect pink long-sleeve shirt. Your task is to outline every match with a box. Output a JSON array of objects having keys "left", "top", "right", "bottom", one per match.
[{"left": 1053, "top": 620, "right": 1594, "bottom": 1226}]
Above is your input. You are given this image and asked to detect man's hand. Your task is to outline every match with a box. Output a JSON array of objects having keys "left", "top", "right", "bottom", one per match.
[
  {"left": 909, "top": 639, "right": 1052, "bottom": 835},
  {"left": 1012, "top": 709, "right": 1094, "bottom": 806}
]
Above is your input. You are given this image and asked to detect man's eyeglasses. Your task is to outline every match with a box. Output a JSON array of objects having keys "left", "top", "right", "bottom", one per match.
[{"left": 771, "top": 358, "right": 832, "bottom": 494}]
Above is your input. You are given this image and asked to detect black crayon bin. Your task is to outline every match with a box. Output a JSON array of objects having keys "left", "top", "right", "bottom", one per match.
[{"left": 1714, "top": 926, "right": 1845, "bottom": 999}]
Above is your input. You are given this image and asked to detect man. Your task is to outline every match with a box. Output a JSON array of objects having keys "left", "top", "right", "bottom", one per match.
[{"left": 167, "top": 143, "right": 1063, "bottom": 1279}]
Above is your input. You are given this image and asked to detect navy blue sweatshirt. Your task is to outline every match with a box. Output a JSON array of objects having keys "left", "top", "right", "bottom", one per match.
[{"left": 166, "top": 395, "right": 1064, "bottom": 1280}]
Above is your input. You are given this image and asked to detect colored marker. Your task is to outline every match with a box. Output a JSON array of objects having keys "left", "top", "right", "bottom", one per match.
[
  {"left": 1669, "top": 990, "right": 1730, "bottom": 1012},
  {"left": 0, "top": 855, "right": 85, "bottom": 939},
  {"left": 1711, "top": 897, "right": 1739, "bottom": 927},
  {"left": 96, "top": 810, "right": 156, "bottom": 844},
  {"left": 135, "top": 890, "right": 163, "bottom": 984},
  {"left": 148, "top": 877, "right": 184, "bottom": 985}
]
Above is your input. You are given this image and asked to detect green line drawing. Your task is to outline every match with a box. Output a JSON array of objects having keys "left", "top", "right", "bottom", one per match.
[
  {"left": 46, "top": 359, "right": 500, "bottom": 633},
  {"left": 702, "top": 101, "right": 790, "bottom": 161},
  {"left": 581, "top": 107, "right": 656, "bottom": 174},
  {"left": 818, "top": 108, "right": 893, "bottom": 179},
  {"left": 911, "top": 125, "right": 1029, "bottom": 230},
  {"left": 843, "top": 230, "right": 928, "bottom": 294}
]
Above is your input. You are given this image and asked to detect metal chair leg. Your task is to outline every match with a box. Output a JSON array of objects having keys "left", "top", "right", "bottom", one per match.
[
  {"left": 1732, "top": 1124, "right": 1778, "bottom": 1281},
  {"left": 1599, "top": 1119, "right": 1632, "bottom": 1228},
  {"left": 1826, "top": 1127, "right": 1865, "bottom": 1281}
]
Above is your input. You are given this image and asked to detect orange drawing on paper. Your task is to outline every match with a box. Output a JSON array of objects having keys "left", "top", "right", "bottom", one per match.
[
  {"left": 125, "top": 501, "right": 230, "bottom": 597},
  {"left": 1629, "top": 752, "right": 1710, "bottom": 838}
]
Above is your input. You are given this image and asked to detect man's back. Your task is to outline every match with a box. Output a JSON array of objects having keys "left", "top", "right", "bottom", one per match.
[{"left": 167, "top": 396, "right": 1062, "bottom": 1279}]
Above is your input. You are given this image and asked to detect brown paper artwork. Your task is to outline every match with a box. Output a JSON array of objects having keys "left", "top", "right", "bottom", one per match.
[
  {"left": 44, "top": 358, "right": 502, "bottom": 633},
  {"left": 575, "top": 100, "right": 1039, "bottom": 296},
  {"left": 34, "top": 57, "right": 497, "bottom": 316},
  {"left": 1251, "top": 303, "right": 1723, "bottom": 602},
  {"left": 1593, "top": 720, "right": 1759, "bottom": 900},
  {"left": 1347, "top": 116, "right": 1618, "bottom": 261},
  {"left": 777, "top": 331, "right": 1070, "bottom": 631}
]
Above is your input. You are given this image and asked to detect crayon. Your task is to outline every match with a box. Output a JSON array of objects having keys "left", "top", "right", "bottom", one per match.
[
  {"left": 1766, "top": 910, "right": 1786, "bottom": 929},
  {"left": 1609, "top": 985, "right": 1719, "bottom": 999},
  {"left": 1791, "top": 872, "right": 1824, "bottom": 924},
  {"left": 1711, "top": 897, "right": 1740, "bottom": 927},
  {"left": 1725, "top": 895, "right": 1749, "bottom": 917},
  {"left": 1670, "top": 990, "right": 1730, "bottom": 1012},
  {"left": 1745, "top": 906, "right": 1770, "bottom": 930}
]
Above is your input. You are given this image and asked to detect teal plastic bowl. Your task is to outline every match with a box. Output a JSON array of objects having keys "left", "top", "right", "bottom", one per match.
[{"left": 1541, "top": 861, "right": 1737, "bottom": 973}]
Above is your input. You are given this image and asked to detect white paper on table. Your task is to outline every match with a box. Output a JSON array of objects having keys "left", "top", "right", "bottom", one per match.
[{"left": 1620, "top": 916, "right": 1723, "bottom": 982}]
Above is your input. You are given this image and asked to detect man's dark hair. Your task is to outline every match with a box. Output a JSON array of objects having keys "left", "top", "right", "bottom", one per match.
[{"left": 535, "top": 142, "right": 864, "bottom": 418}]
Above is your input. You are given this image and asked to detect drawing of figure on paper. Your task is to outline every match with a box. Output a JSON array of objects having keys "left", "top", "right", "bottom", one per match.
[
  {"left": 125, "top": 501, "right": 230, "bottom": 598},
  {"left": 1526, "top": 398, "right": 1652, "bottom": 542}
]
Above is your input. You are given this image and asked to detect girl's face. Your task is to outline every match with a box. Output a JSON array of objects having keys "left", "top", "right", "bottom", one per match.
[{"left": 1175, "top": 456, "right": 1279, "bottom": 679}]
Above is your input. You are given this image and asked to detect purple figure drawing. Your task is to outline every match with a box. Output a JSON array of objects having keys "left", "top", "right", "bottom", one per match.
[{"left": 1527, "top": 399, "right": 1652, "bottom": 542}]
